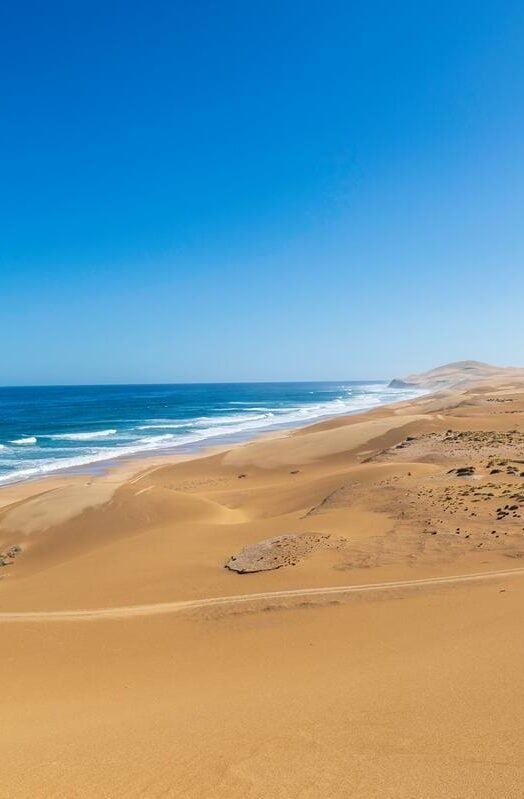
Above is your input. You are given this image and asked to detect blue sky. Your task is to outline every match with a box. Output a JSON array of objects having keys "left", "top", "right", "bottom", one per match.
[{"left": 2, "top": 1, "right": 524, "bottom": 384}]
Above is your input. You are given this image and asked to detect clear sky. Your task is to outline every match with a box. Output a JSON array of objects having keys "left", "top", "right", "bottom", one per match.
[{"left": 2, "top": 1, "right": 524, "bottom": 384}]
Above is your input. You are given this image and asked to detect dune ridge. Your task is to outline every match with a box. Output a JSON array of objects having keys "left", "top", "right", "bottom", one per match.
[
  {"left": 2, "top": 365, "right": 524, "bottom": 797},
  {"left": 389, "top": 358, "right": 524, "bottom": 389}
]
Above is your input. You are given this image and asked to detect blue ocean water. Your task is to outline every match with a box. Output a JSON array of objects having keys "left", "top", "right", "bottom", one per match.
[{"left": 0, "top": 382, "right": 423, "bottom": 485}]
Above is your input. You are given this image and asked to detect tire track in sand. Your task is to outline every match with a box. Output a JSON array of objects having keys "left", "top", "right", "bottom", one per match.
[{"left": 1, "top": 566, "right": 523, "bottom": 622}]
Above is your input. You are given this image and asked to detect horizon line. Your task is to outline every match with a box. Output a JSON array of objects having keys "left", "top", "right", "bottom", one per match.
[{"left": 0, "top": 378, "right": 390, "bottom": 389}]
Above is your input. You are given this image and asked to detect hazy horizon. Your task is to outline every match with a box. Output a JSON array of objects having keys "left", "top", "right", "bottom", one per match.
[
  {"left": 0, "top": 376, "right": 393, "bottom": 388},
  {"left": 1, "top": 359, "right": 515, "bottom": 388}
]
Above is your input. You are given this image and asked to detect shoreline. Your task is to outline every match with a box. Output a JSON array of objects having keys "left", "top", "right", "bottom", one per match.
[
  {"left": 2, "top": 373, "right": 522, "bottom": 597},
  {"left": 3, "top": 372, "right": 524, "bottom": 796},
  {"left": 0, "top": 384, "right": 428, "bottom": 499}
]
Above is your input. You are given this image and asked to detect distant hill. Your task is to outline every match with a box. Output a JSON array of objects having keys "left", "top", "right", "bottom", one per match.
[{"left": 389, "top": 360, "right": 524, "bottom": 390}]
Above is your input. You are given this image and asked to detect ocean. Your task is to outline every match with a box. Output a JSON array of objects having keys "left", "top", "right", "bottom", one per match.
[{"left": 0, "top": 381, "right": 423, "bottom": 485}]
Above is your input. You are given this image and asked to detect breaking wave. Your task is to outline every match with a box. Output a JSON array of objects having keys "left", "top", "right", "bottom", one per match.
[{"left": 0, "top": 383, "right": 426, "bottom": 485}]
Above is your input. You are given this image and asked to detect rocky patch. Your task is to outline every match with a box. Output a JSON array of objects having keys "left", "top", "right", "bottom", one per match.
[
  {"left": 225, "top": 533, "right": 342, "bottom": 573},
  {"left": 0, "top": 544, "right": 22, "bottom": 569}
]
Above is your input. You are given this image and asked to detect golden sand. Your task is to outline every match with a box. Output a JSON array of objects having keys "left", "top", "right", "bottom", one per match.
[{"left": 2, "top": 376, "right": 524, "bottom": 797}]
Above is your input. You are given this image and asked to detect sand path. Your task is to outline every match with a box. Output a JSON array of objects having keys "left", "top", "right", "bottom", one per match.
[{"left": 1, "top": 565, "right": 522, "bottom": 622}]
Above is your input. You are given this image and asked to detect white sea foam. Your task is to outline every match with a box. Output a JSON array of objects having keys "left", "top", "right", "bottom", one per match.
[
  {"left": 137, "top": 434, "right": 177, "bottom": 445},
  {"left": 136, "top": 422, "right": 190, "bottom": 431},
  {"left": 0, "top": 385, "right": 427, "bottom": 486},
  {"left": 46, "top": 429, "right": 118, "bottom": 441},
  {"left": 137, "top": 412, "right": 274, "bottom": 430},
  {"left": 10, "top": 437, "right": 37, "bottom": 445},
  {"left": 0, "top": 434, "right": 196, "bottom": 485}
]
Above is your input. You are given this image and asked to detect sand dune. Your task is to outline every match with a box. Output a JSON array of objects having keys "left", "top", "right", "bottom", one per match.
[
  {"left": 389, "top": 359, "right": 524, "bottom": 389},
  {"left": 0, "top": 565, "right": 523, "bottom": 622},
  {"left": 2, "top": 370, "right": 524, "bottom": 796}
]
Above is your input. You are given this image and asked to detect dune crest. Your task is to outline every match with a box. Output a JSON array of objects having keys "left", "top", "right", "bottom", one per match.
[
  {"left": 2, "top": 367, "right": 524, "bottom": 797},
  {"left": 389, "top": 359, "right": 524, "bottom": 389}
]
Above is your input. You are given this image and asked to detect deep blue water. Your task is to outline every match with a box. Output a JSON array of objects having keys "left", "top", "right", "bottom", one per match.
[{"left": 0, "top": 382, "right": 422, "bottom": 485}]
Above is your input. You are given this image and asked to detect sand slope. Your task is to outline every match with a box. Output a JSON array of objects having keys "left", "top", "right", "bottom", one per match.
[
  {"left": 2, "top": 372, "right": 524, "bottom": 796},
  {"left": 390, "top": 358, "right": 524, "bottom": 389}
]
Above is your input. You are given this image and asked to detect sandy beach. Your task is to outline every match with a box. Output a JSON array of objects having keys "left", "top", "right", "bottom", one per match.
[
  {"left": 2, "top": 370, "right": 524, "bottom": 797},
  {"left": 5, "top": 1, "right": 524, "bottom": 793}
]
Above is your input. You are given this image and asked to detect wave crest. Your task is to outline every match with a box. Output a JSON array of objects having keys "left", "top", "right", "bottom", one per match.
[{"left": 47, "top": 429, "right": 117, "bottom": 441}]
